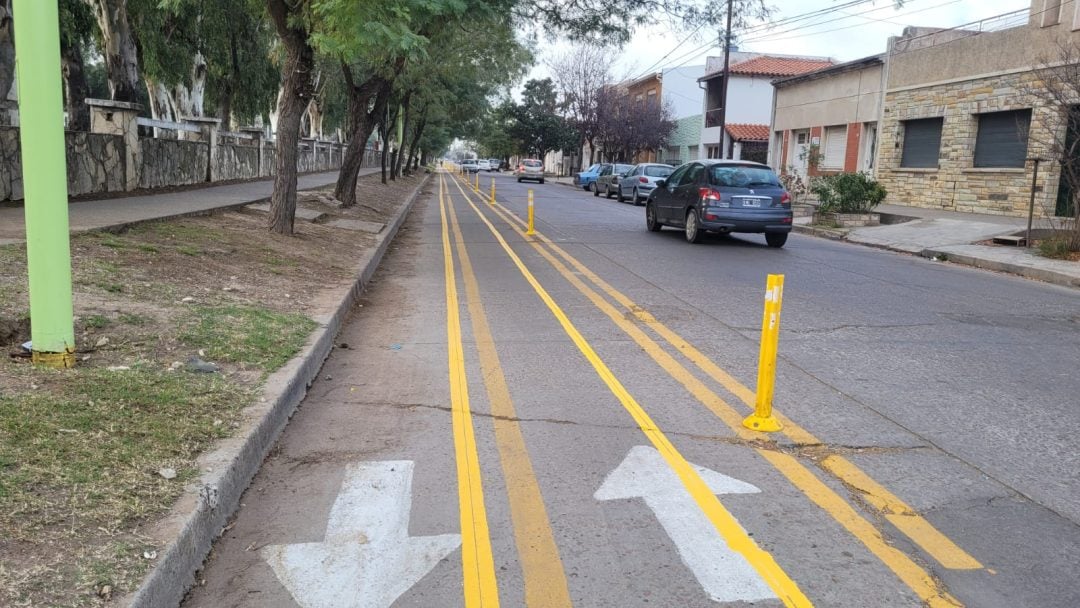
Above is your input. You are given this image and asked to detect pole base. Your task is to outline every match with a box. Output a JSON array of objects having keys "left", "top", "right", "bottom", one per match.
[
  {"left": 742, "top": 413, "right": 782, "bottom": 433},
  {"left": 32, "top": 349, "right": 76, "bottom": 369}
]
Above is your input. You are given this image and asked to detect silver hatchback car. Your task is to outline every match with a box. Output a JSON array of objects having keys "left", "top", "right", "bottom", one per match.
[
  {"left": 516, "top": 159, "right": 545, "bottom": 184},
  {"left": 616, "top": 163, "right": 674, "bottom": 206}
]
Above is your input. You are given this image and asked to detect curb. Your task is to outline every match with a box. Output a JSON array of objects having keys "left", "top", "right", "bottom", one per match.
[
  {"left": 792, "top": 224, "right": 848, "bottom": 241},
  {"left": 123, "top": 173, "right": 432, "bottom": 608},
  {"left": 920, "top": 247, "right": 1080, "bottom": 289}
]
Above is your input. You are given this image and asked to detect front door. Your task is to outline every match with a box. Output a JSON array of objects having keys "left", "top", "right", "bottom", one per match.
[
  {"left": 657, "top": 164, "right": 691, "bottom": 221},
  {"left": 789, "top": 130, "right": 810, "bottom": 177}
]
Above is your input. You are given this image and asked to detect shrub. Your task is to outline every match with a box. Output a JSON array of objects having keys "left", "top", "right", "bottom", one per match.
[
  {"left": 810, "top": 172, "right": 887, "bottom": 213},
  {"left": 1038, "top": 237, "right": 1074, "bottom": 259}
]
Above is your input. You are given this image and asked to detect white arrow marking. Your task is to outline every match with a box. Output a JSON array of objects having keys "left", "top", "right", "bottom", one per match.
[
  {"left": 262, "top": 461, "right": 461, "bottom": 608},
  {"left": 595, "top": 445, "right": 776, "bottom": 603}
]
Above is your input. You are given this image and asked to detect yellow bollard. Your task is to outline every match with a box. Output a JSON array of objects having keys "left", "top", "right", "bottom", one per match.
[
  {"left": 474, "top": 171, "right": 480, "bottom": 193},
  {"left": 743, "top": 274, "right": 785, "bottom": 432},
  {"left": 527, "top": 189, "right": 536, "bottom": 236},
  {"left": 490, "top": 177, "right": 496, "bottom": 204}
]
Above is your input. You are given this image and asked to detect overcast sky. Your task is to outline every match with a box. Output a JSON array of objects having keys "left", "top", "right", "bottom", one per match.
[{"left": 526, "top": 0, "right": 1029, "bottom": 83}]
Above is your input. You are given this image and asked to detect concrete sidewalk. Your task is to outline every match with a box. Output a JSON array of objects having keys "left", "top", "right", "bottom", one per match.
[
  {"left": 0, "top": 169, "right": 379, "bottom": 244},
  {"left": 795, "top": 203, "right": 1079, "bottom": 288}
]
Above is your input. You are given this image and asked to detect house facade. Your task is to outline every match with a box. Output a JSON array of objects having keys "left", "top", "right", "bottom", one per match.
[
  {"left": 877, "top": 3, "right": 1080, "bottom": 218},
  {"left": 769, "top": 55, "right": 885, "bottom": 179},
  {"left": 699, "top": 54, "right": 833, "bottom": 162},
  {"left": 624, "top": 65, "right": 705, "bottom": 164}
]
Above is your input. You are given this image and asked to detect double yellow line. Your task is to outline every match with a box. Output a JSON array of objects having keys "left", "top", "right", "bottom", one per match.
[
  {"left": 438, "top": 174, "right": 572, "bottom": 607},
  {"left": 448, "top": 172, "right": 979, "bottom": 607}
]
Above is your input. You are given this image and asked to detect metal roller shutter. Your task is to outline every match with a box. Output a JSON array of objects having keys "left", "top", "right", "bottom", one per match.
[
  {"left": 900, "top": 118, "right": 943, "bottom": 168},
  {"left": 823, "top": 125, "right": 847, "bottom": 169},
  {"left": 974, "top": 110, "right": 1031, "bottom": 168}
]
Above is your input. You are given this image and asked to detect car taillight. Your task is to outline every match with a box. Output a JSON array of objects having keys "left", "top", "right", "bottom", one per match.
[
  {"left": 639, "top": 177, "right": 649, "bottom": 184},
  {"left": 780, "top": 191, "right": 791, "bottom": 205},
  {"left": 698, "top": 188, "right": 720, "bottom": 201}
]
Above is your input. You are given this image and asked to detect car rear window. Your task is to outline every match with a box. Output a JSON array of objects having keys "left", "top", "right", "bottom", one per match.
[
  {"left": 709, "top": 165, "right": 780, "bottom": 188},
  {"left": 524, "top": 160, "right": 543, "bottom": 168},
  {"left": 614, "top": 164, "right": 633, "bottom": 174},
  {"left": 644, "top": 166, "right": 673, "bottom": 178}
]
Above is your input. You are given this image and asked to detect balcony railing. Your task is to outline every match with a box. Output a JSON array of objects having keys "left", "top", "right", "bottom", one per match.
[{"left": 705, "top": 108, "right": 724, "bottom": 128}]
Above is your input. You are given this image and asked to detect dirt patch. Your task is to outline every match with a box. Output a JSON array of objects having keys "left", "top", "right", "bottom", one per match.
[{"left": 0, "top": 172, "right": 424, "bottom": 607}]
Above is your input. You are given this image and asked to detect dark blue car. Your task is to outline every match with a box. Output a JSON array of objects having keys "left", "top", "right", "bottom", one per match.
[
  {"left": 645, "top": 160, "right": 793, "bottom": 248},
  {"left": 573, "top": 163, "right": 604, "bottom": 190}
]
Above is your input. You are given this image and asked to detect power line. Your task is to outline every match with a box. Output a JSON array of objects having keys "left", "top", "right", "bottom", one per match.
[{"left": 739, "top": 0, "right": 964, "bottom": 45}]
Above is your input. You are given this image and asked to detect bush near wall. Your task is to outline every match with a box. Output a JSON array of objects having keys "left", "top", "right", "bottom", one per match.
[{"left": 811, "top": 172, "right": 887, "bottom": 213}]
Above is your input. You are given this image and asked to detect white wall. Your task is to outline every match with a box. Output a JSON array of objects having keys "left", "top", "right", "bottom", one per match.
[
  {"left": 700, "top": 75, "right": 775, "bottom": 155},
  {"left": 661, "top": 65, "right": 705, "bottom": 120}
]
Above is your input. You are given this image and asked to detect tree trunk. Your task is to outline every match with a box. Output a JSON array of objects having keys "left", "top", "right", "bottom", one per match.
[
  {"left": 60, "top": 33, "right": 91, "bottom": 131},
  {"left": 87, "top": 0, "right": 142, "bottom": 103},
  {"left": 266, "top": 0, "right": 315, "bottom": 236},
  {"left": 393, "top": 94, "right": 412, "bottom": 179},
  {"left": 380, "top": 119, "right": 389, "bottom": 185},
  {"left": 406, "top": 113, "right": 426, "bottom": 175},
  {"left": 217, "top": 90, "right": 234, "bottom": 131},
  {"left": 189, "top": 50, "right": 207, "bottom": 117},
  {"left": 0, "top": 1, "right": 14, "bottom": 106},
  {"left": 333, "top": 68, "right": 391, "bottom": 207}
]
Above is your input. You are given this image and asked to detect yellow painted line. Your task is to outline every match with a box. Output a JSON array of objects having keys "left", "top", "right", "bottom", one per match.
[
  {"left": 484, "top": 194, "right": 982, "bottom": 572},
  {"left": 443, "top": 178, "right": 574, "bottom": 608},
  {"left": 447, "top": 176, "right": 812, "bottom": 607},
  {"left": 438, "top": 175, "right": 501, "bottom": 607},
  {"left": 456, "top": 188, "right": 964, "bottom": 606}
]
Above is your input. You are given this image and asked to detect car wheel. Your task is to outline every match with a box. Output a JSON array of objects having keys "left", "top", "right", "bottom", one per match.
[
  {"left": 605, "top": 185, "right": 615, "bottom": 199},
  {"left": 593, "top": 183, "right": 600, "bottom": 197},
  {"left": 633, "top": 188, "right": 642, "bottom": 206},
  {"left": 616, "top": 186, "right": 626, "bottom": 203},
  {"left": 685, "top": 210, "right": 703, "bottom": 244},
  {"left": 540, "top": 179, "right": 545, "bottom": 184},
  {"left": 765, "top": 232, "right": 788, "bottom": 248},
  {"left": 517, "top": 178, "right": 522, "bottom": 183},
  {"left": 646, "top": 202, "right": 662, "bottom": 232}
]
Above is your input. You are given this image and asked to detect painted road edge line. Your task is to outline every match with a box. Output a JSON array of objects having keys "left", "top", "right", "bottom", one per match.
[
  {"left": 448, "top": 176, "right": 812, "bottom": 608},
  {"left": 484, "top": 192, "right": 982, "bottom": 572},
  {"left": 444, "top": 178, "right": 574, "bottom": 607},
  {"left": 126, "top": 174, "right": 432, "bottom": 608},
  {"left": 439, "top": 175, "right": 502, "bottom": 607}
]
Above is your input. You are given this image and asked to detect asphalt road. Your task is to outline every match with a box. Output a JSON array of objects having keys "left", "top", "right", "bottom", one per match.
[{"left": 183, "top": 169, "right": 1080, "bottom": 608}]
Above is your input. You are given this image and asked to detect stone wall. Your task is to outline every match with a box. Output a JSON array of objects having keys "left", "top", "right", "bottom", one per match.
[
  {"left": 139, "top": 138, "right": 209, "bottom": 189},
  {"left": 0, "top": 124, "right": 377, "bottom": 201},
  {"left": 878, "top": 70, "right": 1060, "bottom": 217}
]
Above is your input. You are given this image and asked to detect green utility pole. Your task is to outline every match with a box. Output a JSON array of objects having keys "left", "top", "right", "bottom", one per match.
[{"left": 13, "top": 0, "right": 76, "bottom": 368}]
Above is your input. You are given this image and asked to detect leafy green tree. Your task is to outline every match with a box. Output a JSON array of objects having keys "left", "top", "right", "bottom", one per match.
[{"left": 510, "top": 78, "right": 576, "bottom": 161}]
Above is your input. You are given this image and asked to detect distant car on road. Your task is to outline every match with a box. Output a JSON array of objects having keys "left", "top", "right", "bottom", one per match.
[
  {"left": 594, "top": 163, "right": 634, "bottom": 198},
  {"left": 478, "top": 159, "right": 491, "bottom": 171},
  {"left": 487, "top": 159, "right": 501, "bottom": 172},
  {"left": 574, "top": 163, "right": 603, "bottom": 190},
  {"left": 646, "top": 160, "right": 792, "bottom": 247},
  {"left": 616, "top": 163, "right": 674, "bottom": 205},
  {"left": 516, "top": 159, "right": 545, "bottom": 183},
  {"left": 462, "top": 158, "right": 480, "bottom": 173}
]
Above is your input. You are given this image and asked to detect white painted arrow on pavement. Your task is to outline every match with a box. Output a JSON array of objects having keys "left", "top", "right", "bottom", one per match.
[
  {"left": 262, "top": 461, "right": 461, "bottom": 608},
  {"left": 595, "top": 445, "right": 776, "bottom": 604}
]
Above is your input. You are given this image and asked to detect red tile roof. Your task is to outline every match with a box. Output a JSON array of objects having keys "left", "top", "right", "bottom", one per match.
[
  {"left": 725, "top": 123, "right": 770, "bottom": 142},
  {"left": 728, "top": 56, "right": 834, "bottom": 77}
]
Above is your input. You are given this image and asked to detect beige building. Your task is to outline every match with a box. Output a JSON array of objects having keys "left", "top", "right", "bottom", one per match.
[
  {"left": 769, "top": 55, "right": 885, "bottom": 179},
  {"left": 878, "top": 2, "right": 1080, "bottom": 218}
]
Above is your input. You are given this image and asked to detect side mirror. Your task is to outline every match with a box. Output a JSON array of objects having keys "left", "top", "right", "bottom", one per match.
[{"left": 655, "top": 179, "right": 667, "bottom": 188}]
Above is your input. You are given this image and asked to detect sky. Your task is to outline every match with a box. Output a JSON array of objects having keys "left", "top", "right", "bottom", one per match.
[{"left": 525, "top": 0, "right": 1029, "bottom": 84}]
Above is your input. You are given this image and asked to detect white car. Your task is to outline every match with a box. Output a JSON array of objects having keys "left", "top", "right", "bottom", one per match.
[
  {"left": 516, "top": 159, "right": 545, "bottom": 183},
  {"left": 461, "top": 159, "right": 479, "bottom": 173},
  {"left": 478, "top": 159, "right": 491, "bottom": 171}
]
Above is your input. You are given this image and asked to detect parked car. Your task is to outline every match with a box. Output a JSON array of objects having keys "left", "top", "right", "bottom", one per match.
[
  {"left": 487, "top": 159, "right": 501, "bottom": 172},
  {"left": 594, "top": 163, "right": 634, "bottom": 198},
  {"left": 616, "top": 163, "right": 674, "bottom": 206},
  {"left": 462, "top": 158, "right": 480, "bottom": 173},
  {"left": 478, "top": 159, "right": 491, "bottom": 171},
  {"left": 645, "top": 160, "right": 792, "bottom": 247},
  {"left": 574, "top": 163, "right": 603, "bottom": 190},
  {"left": 516, "top": 159, "right": 545, "bottom": 183}
]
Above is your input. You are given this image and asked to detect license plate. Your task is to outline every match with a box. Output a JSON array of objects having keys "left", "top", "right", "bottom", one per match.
[{"left": 741, "top": 199, "right": 761, "bottom": 207}]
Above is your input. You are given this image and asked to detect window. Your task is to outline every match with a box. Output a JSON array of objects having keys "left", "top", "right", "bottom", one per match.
[
  {"left": 1042, "top": 0, "right": 1062, "bottom": 27},
  {"left": 685, "top": 164, "right": 705, "bottom": 185},
  {"left": 665, "top": 164, "right": 691, "bottom": 188},
  {"left": 710, "top": 165, "right": 780, "bottom": 188},
  {"left": 900, "top": 118, "right": 944, "bottom": 168},
  {"left": 974, "top": 110, "right": 1031, "bottom": 168},
  {"left": 822, "top": 125, "right": 847, "bottom": 169},
  {"left": 644, "top": 165, "right": 673, "bottom": 178}
]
